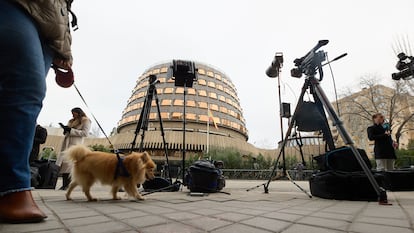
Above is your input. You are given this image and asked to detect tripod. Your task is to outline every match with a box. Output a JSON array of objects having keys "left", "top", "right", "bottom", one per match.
[
  {"left": 249, "top": 74, "right": 388, "bottom": 202},
  {"left": 248, "top": 40, "right": 388, "bottom": 203},
  {"left": 130, "top": 75, "right": 173, "bottom": 183}
]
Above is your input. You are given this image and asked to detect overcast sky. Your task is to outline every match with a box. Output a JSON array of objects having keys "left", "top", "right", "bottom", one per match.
[{"left": 38, "top": 0, "right": 414, "bottom": 149}]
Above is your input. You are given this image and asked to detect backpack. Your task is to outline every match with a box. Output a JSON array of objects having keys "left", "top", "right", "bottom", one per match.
[{"left": 186, "top": 160, "right": 225, "bottom": 193}]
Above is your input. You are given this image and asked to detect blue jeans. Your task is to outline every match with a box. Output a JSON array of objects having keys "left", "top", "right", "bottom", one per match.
[{"left": 0, "top": 0, "right": 54, "bottom": 196}]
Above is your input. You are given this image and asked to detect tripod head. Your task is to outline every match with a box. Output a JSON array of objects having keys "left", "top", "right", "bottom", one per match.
[
  {"left": 148, "top": 74, "right": 160, "bottom": 86},
  {"left": 291, "top": 40, "right": 328, "bottom": 80}
]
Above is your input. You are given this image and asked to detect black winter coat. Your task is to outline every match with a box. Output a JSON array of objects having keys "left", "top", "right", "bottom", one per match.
[{"left": 367, "top": 124, "right": 396, "bottom": 159}]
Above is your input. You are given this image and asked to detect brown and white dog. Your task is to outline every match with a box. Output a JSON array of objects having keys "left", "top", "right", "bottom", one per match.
[{"left": 64, "top": 145, "right": 156, "bottom": 201}]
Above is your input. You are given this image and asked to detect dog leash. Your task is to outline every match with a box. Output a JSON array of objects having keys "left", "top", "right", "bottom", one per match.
[
  {"left": 73, "top": 84, "right": 130, "bottom": 179},
  {"left": 52, "top": 65, "right": 130, "bottom": 178}
]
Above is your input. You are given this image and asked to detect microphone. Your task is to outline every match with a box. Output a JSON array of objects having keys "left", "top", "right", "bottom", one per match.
[
  {"left": 331, "top": 53, "right": 347, "bottom": 62},
  {"left": 322, "top": 53, "right": 348, "bottom": 67},
  {"left": 266, "top": 52, "right": 284, "bottom": 78}
]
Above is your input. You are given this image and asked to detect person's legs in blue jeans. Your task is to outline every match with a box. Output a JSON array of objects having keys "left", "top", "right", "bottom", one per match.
[{"left": 0, "top": 0, "right": 53, "bottom": 223}]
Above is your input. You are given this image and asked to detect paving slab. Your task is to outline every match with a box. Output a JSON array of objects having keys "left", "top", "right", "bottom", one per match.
[
  {"left": 241, "top": 216, "right": 292, "bottom": 232},
  {"left": 0, "top": 180, "right": 413, "bottom": 233},
  {"left": 349, "top": 222, "right": 414, "bottom": 233}
]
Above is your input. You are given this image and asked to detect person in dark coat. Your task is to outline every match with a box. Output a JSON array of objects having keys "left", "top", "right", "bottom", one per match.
[
  {"left": 29, "top": 125, "right": 48, "bottom": 164},
  {"left": 367, "top": 113, "right": 396, "bottom": 171}
]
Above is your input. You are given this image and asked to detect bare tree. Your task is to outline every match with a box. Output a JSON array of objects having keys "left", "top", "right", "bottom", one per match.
[{"left": 338, "top": 75, "right": 414, "bottom": 146}]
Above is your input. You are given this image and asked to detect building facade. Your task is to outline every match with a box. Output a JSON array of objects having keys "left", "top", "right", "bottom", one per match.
[
  {"left": 332, "top": 84, "right": 414, "bottom": 156},
  {"left": 109, "top": 61, "right": 270, "bottom": 160}
]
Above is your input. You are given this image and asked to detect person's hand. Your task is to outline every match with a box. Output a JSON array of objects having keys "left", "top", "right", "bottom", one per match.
[
  {"left": 63, "top": 126, "right": 71, "bottom": 135},
  {"left": 385, "top": 130, "right": 391, "bottom": 135},
  {"left": 53, "top": 58, "right": 72, "bottom": 70},
  {"left": 393, "top": 140, "right": 399, "bottom": 149}
]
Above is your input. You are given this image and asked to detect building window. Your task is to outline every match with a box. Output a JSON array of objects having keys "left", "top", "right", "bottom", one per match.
[
  {"left": 176, "top": 87, "right": 184, "bottom": 94},
  {"left": 236, "top": 112, "right": 242, "bottom": 120},
  {"left": 198, "top": 102, "right": 208, "bottom": 109},
  {"left": 172, "top": 112, "right": 182, "bottom": 120},
  {"left": 198, "top": 69, "right": 206, "bottom": 75},
  {"left": 134, "top": 103, "right": 141, "bottom": 110},
  {"left": 157, "top": 88, "right": 163, "bottom": 94},
  {"left": 160, "top": 112, "right": 170, "bottom": 119},
  {"left": 215, "top": 74, "right": 222, "bottom": 80},
  {"left": 187, "top": 100, "right": 196, "bottom": 107},
  {"left": 152, "top": 69, "right": 160, "bottom": 74},
  {"left": 208, "top": 81, "right": 216, "bottom": 88},
  {"left": 222, "top": 119, "right": 231, "bottom": 127},
  {"left": 220, "top": 106, "right": 228, "bottom": 113},
  {"left": 188, "top": 88, "right": 196, "bottom": 95},
  {"left": 209, "top": 92, "right": 217, "bottom": 99},
  {"left": 186, "top": 113, "right": 197, "bottom": 120},
  {"left": 137, "top": 92, "right": 146, "bottom": 98},
  {"left": 164, "top": 88, "right": 174, "bottom": 94},
  {"left": 149, "top": 113, "right": 157, "bottom": 120},
  {"left": 219, "top": 95, "right": 226, "bottom": 102},
  {"left": 210, "top": 104, "right": 219, "bottom": 111},
  {"left": 158, "top": 77, "right": 166, "bottom": 83},
  {"left": 217, "top": 84, "right": 224, "bottom": 91},
  {"left": 167, "top": 78, "right": 174, "bottom": 83},
  {"left": 141, "top": 81, "right": 149, "bottom": 88},
  {"left": 198, "top": 79, "right": 207, "bottom": 86},
  {"left": 173, "top": 99, "right": 184, "bottom": 106},
  {"left": 198, "top": 90, "right": 207, "bottom": 96},
  {"left": 207, "top": 71, "right": 214, "bottom": 77},
  {"left": 161, "top": 99, "right": 172, "bottom": 106},
  {"left": 199, "top": 115, "right": 209, "bottom": 122},
  {"left": 160, "top": 67, "right": 168, "bottom": 73}
]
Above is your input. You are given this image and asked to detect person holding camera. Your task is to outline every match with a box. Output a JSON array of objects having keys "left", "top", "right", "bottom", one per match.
[
  {"left": 0, "top": 0, "right": 75, "bottom": 223},
  {"left": 56, "top": 107, "right": 91, "bottom": 190},
  {"left": 367, "top": 113, "right": 396, "bottom": 171}
]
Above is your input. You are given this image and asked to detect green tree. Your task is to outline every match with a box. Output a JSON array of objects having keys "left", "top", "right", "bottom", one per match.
[
  {"left": 89, "top": 144, "right": 111, "bottom": 152},
  {"left": 395, "top": 142, "right": 414, "bottom": 167},
  {"left": 39, "top": 147, "right": 57, "bottom": 160}
]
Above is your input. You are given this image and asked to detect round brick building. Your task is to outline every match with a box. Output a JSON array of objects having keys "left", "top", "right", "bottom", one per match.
[{"left": 110, "top": 61, "right": 263, "bottom": 160}]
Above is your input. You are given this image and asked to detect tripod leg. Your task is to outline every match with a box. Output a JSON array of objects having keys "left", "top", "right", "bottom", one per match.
[
  {"left": 264, "top": 80, "right": 310, "bottom": 193},
  {"left": 139, "top": 91, "right": 154, "bottom": 152},
  {"left": 131, "top": 91, "right": 152, "bottom": 152},
  {"left": 310, "top": 77, "right": 388, "bottom": 204},
  {"left": 285, "top": 170, "right": 312, "bottom": 198},
  {"left": 154, "top": 90, "right": 173, "bottom": 182}
]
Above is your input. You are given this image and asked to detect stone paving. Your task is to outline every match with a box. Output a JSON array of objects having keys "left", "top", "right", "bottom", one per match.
[{"left": 1, "top": 180, "right": 414, "bottom": 233}]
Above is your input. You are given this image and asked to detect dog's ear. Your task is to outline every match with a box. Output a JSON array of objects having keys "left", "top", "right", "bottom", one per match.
[{"left": 140, "top": 152, "right": 150, "bottom": 163}]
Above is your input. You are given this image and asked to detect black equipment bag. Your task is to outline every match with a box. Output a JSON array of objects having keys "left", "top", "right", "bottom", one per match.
[
  {"left": 295, "top": 102, "right": 327, "bottom": 132},
  {"left": 186, "top": 160, "right": 225, "bottom": 193},
  {"left": 31, "top": 159, "right": 60, "bottom": 189},
  {"left": 313, "top": 147, "right": 372, "bottom": 172},
  {"left": 382, "top": 169, "right": 414, "bottom": 191},
  {"left": 309, "top": 170, "right": 384, "bottom": 201},
  {"left": 143, "top": 177, "right": 171, "bottom": 191},
  {"left": 142, "top": 177, "right": 180, "bottom": 192},
  {"left": 30, "top": 166, "right": 40, "bottom": 188}
]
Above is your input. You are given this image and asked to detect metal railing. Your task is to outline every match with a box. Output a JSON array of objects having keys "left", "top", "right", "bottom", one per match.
[{"left": 221, "top": 169, "right": 314, "bottom": 180}]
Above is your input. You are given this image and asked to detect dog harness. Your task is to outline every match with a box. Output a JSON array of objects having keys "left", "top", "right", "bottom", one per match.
[{"left": 114, "top": 152, "right": 130, "bottom": 179}]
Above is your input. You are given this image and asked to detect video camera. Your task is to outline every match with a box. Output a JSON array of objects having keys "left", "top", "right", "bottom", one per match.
[
  {"left": 291, "top": 40, "right": 328, "bottom": 79},
  {"left": 392, "top": 52, "right": 414, "bottom": 80}
]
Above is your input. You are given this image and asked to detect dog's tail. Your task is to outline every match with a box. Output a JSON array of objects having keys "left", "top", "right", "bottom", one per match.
[{"left": 66, "top": 145, "right": 91, "bottom": 162}]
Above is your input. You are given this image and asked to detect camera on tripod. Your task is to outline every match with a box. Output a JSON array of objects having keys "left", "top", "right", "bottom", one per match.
[
  {"left": 168, "top": 60, "right": 198, "bottom": 87},
  {"left": 290, "top": 40, "right": 328, "bottom": 79},
  {"left": 392, "top": 52, "right": 414, "bottom": 80}
]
